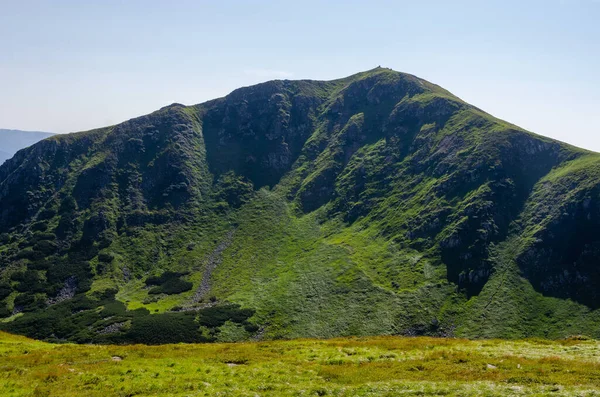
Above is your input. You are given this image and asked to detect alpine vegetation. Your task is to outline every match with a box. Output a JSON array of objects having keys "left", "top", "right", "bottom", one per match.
[{"left": 1, "top": 68, "right": 600, "bottom": 343}]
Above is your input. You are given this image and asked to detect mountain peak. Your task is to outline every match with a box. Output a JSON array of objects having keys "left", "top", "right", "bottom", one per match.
[{"left": 1, "top": 70, "right": 599, "bottom": 343}]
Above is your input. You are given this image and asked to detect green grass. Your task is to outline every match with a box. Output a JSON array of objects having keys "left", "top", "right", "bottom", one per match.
[
  {"left": 2, "top": 331, "right": 600, "bottom": 396},
  {"left": 115, "top": 278, "right": 195, "bottom": 313}
]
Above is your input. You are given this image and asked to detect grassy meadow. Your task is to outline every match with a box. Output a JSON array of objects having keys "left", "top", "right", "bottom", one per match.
[{"left": 1, "top": 332, "right": 600, "bottom": 396}]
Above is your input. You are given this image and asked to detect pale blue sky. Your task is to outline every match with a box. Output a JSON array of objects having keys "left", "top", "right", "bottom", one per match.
[{"left": 1, "top": 0, "right": 599, "bottom": 150}]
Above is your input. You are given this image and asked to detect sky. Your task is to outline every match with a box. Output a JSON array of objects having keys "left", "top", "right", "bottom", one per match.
[{"left": 1, "top": 0, "right": 599, "bottom": 150}]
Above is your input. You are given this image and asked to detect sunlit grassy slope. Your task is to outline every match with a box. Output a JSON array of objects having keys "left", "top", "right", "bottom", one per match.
[{"left": 1, "top": 332, "right": 600, "bottom": 396}]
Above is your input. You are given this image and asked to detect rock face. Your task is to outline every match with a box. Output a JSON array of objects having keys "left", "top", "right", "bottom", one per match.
[{"left": 1, "top": 67, "right": 600, "bottom": 343}]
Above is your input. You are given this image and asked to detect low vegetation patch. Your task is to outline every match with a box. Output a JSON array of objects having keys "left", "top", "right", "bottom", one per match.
[
  {"left": 145, "top": 271, "right": 193, "bottom": 295},
  {"left": 1, "top": 333, "right": 600, "bottom": 396}
]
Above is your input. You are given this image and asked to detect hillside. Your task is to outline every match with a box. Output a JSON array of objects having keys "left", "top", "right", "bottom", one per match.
[
  {"left": 0, "top": 129, "right": 55, "bottom": 164},
  {"left": 1, "top": 67, "right": 600, "bottom": 343}
]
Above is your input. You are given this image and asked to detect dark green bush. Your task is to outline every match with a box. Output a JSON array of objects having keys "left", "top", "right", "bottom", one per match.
[
  {"left": 145, "top": 271, "right": 185, "bottom": 286},
  {"left": 13, "top": 293, "right": 34, "bottom": 307},
  {"left": 90, "top": 288, "right": 118, "bottom": 301},
  {"left": 197, "top": 304, "right": 254, "bottom": 328},
  {"left": 244, "top": 323, "right": 260, "bottom": 333},
  {"left": 15, "top": 248, "right": 43, "bottom": 260},
  {"left": 0, "top": 233, "right": 10, "bottom": 244},
  {"left": 59, "top": 196, "right": 78, "bottom": 213},
  {"left": 13, "top": 293, "right": 45, "bottom": 312},
  {"left": 127, "top": 312, "right": 207, "bottom": 344},
  {"left": 69, "top": 296, "right": 96, "bottom": 313},
  {"left": 214, "top": 171, "right": 254, "bottom": 208},
  {"left": 28, "top": 258, "right": 52, "bottom": 270},
  {"left": 14, "top": 270, "right": 46, "bottom": 293},
  {"left": 37, "top": 208, "right": 56, "bottom": 220},
  {"left": 33, "top": 240, "right": 57, "bottom": 255},
  {"left": 30, "top": 222, "right": 48, "bottom": 232},
  {"left": 33, "top": 232, "right": 56, "bottom": 241},
  {"left": 148, "top": 278, "right": 193, "bottom": 295},
  {"left": 145, "top": 271, "right": 192, "bottom": 295},
  {"left": 0, "top": 304, "right": 11, "bottom": 318},
  {"left": 47, "top": 260, "right": 92, "bottom": 286},
  {"left": 98, "top": 252, "right": 114, "bottom": 263},
  {"left": 1, "top": 309, "right": 61, "bottom": 339},
  {"left": 0, "top": 282, "right": 12, "bottom": 300},
  {"left": 100, "top": 300, "right": 128, "bottom": 318}
]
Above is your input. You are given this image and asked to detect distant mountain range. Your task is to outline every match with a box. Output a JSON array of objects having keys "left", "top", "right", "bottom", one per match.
[
  {"left": 0, "top": 129, "right": 55, "bottom": 164},
  {"left": 1, "top": 68, "right": 600, "bottom": 344}
]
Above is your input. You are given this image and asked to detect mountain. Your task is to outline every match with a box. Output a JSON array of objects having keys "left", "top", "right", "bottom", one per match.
[
  {"left": 0, "top": 151, "right": 11, "bottom": 165},
  {"left": 1, "top": 67, "right": 600, "bottom": 344},
  {"left": 0, "top": 129, "right": 55, "bottom": 164}
]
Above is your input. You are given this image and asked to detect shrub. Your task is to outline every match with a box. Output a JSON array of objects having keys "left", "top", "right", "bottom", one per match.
[
  {"left": 0, "top": 304, "right": 11, "bottom": 318},
  {"left": 13, "top": 293, "right": 34, "bottom": 307},
  {"left": 89, "top": 288, "right": 118, "bottom": 301},
  {"left": 145, "top": 271, "right": 185, "bottom": 286},
  {"left": 127, "top": 312, "right": 207, "bottom": 344},
  {"left": 33, "top": 240, "right": 57, "bottom": 256},
  {"left": 214, "top": 171, "right": 254, "bottom": 208},
  {"left": 148, "top": 278, "right": 193, "bottom": 295},
  {"left": 197, "top": 304, "right": 255, "bottom": 328},
  {"left": 15, "top": 248, "right": 43, "bottom": 260},
  {"left": 30, "top": 222, "right": 48, "bottom": 232},
  {"left": 0, "top": 282, "right": 12, "bottom": 300},
  {"left": 2, "top": 310, "right": 58, "bottom": 339},
  {"left": 14, "top": 270, "right": 46, "bottom": 293},
  {"left": 244, "top": 323, "right": 260, "bottom": 333},
  {"left": 100, "top": 301, "right": 128, "bottom": 318},
  {"left": 145, "top": 271, "right": 192, "bottom": 295},
  {"left": 0, "top": 233, "right": 10, "bottom": 244},
  {"left": 59, "top": 196, "right": 77, "bottom": 213},
  {"left": 69, "top": 297, "right": 96, "bottom": 313},
  {"left": 98, "top": 252, "right": 114, "bottom": 263},
  {"left": 29, "top": 258, "right": 52, "bottom": 270},
  {"left": 14, "top": 293, "right": 45, "bottom": 312},
  {"left": 47, "top": 260, "right": 92, "bottom": 286},
  {"left": 32, "top": 232, "right": 56, "bottom": 241},
  {"left": 37, "top": 208, "right": 56, "bottom": 220}
]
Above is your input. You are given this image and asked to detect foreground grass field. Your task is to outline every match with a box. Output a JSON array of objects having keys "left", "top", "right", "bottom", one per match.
[{"left": 1, "top": 332, "right": 600, "bottom": 396}]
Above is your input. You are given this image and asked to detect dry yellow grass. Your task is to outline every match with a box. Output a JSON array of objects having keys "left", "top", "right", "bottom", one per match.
[{"left": 1, "top": 332, "right": 600, "bottom": 396}]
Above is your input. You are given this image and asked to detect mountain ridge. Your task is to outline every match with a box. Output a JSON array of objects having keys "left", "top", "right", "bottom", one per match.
[
  {"left": 1, "top": 67, "right": 600, "bottom": 343},
  {"left": 0, "top": 129, "right": 55, "bottom": 165}
]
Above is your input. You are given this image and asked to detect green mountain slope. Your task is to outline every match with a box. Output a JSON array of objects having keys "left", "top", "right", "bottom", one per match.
[{"left": 1, "top": 68, "right": 599, "bottom": 343}]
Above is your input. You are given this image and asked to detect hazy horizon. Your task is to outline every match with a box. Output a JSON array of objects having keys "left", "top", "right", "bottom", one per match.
[{"left": 2, "top": 0, "right": 599, "bottom": 151}]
